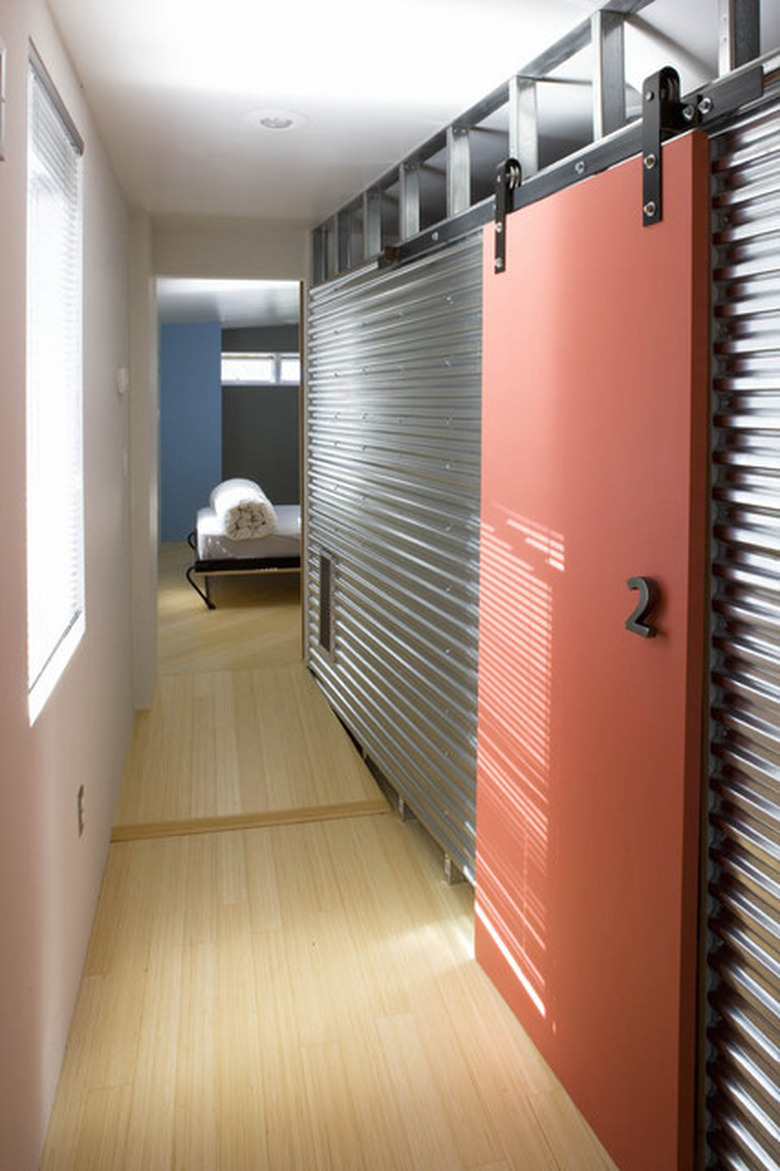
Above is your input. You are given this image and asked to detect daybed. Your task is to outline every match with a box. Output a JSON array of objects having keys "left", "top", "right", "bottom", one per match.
[{"left": 186, "top": 479, "right": 301, "bottom": 609}]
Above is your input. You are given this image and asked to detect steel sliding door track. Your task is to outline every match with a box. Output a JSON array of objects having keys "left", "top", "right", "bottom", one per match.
[{"left": 384, "top": 55, "right": 767, "bottom": 271}]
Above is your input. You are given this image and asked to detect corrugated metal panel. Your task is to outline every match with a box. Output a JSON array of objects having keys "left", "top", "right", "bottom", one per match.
[
  {"left": 305, "top": 236, "right": 482, "bottom": 879},
  {"left": 707, "top": 88, "right": 780, "bottom": 1170}
]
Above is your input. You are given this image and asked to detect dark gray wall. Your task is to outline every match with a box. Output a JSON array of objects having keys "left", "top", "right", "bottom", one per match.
[
  {"left": 222, "top": 324, "right": 299, "bottom": 353},
  {"left": 221, "top": 325, "right": 300, "bottom": 505},
  {"left": 222, "top": 386, "right": 300, "bottom": 504}
]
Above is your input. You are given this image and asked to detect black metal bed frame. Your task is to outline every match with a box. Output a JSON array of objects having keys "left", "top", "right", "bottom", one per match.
[{"left": 185, "top": 530, "right": 300, "bottom": 610}]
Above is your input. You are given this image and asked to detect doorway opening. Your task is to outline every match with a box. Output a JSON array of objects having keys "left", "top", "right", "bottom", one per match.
[{"left": 155, "top": 277, "right": 303, "bottom": 663}]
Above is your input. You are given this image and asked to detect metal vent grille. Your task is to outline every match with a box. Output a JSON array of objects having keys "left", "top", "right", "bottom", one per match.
[
  {"left": 707, "top": 89, "right": 780, "bottom": 1170},
  {"left": 318, "top": 551, "right": 335, "bottom": 655},
  {"left": 305, "top": 236, "right": 482, "bottom": 879}
]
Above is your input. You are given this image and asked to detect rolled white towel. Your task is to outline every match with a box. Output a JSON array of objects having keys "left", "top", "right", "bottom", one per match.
[
  {"left": 210, "top": 477, "right": 264, "bottom": 514},
  {"left": 209, "top": 478, "right": 276, "bottom": 540},
  {"left": 225, "top": 498, "right": 276, "bottom": 540}
]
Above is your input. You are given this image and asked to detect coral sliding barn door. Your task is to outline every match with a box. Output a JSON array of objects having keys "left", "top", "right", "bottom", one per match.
[{"left": 476, "top": 132, "right": 710, "bottom": 1171}]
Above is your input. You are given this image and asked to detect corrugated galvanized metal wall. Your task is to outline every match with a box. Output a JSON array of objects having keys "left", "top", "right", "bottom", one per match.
[
  {"left": 305, "top": 235, "right": 482, "bottom": 879},
  {"left": 707, "top": 86, "right": 780, "bottom": 1169}
]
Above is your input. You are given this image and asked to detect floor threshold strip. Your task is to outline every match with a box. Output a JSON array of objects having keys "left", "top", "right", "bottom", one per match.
[{"left": 111, "top": 797, "right": 391, "bottom": 843}]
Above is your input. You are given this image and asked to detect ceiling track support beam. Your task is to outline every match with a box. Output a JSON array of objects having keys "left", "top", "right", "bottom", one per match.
[
  {"left": 363, "top": 190, "right": 382, "bottom": 261},
  {"left": 592, "top": 9, "right": 627, "bottom": 139},
  {"left": 390, "top": 56, "right": 765, "bottom": 271},
  {"left": 508, "top": 77, "right": 539, "bottom": 179},
  {"left": 337, "top": 208, "right": 352, "bottom": 274},
  {"left": 312, "top": 226, "right": 326, "bottom": 286},
  {"left": 311, "top": 0, "right": 770, "bottom": 285},
  {"left": 313, "top": 0, "right": 654, "bottom": 282},
  {"left": 399, "top": 162, "right": 421, "bottom": 241},
  {"left": 718, "top": 0, "right": 760, "bottom": 75},
  {"left": 447, "top": 125, "right": 471, "bottom": 218},
  {"left": 324, "top": 217, "right": 338, "bottom": 284}
]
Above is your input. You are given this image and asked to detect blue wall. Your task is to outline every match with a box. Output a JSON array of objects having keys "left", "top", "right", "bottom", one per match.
[{"left": 159, "top": 321, "right": 222, "bottom": 540}]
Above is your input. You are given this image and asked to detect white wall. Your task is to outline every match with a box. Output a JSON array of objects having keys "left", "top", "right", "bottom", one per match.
[
  {"left": 152, "top": 213, "right": 310, "bottom": 281},
  {"left": 0, "top": 2, "right": 134, "bottom": 1167}
]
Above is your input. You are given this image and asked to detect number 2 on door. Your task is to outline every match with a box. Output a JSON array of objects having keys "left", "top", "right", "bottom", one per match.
[{"left": 626, "top": 576, "right": 659, "bottom": 638}]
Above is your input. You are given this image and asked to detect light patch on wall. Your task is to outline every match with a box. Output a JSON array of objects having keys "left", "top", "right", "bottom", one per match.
[
  {"left": 474, "top": 901, "right": 547, "bottom": 1018},
  {"left": 476, "top": 513, "right": 563, "bottom": 1023},
  {"left": 0, "top": 40, "right": 6, "bottom": 161}
]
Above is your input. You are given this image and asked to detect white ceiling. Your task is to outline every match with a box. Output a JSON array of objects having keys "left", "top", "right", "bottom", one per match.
[{"left": 46, "top": 0, "right": 779, "bottom": 230}]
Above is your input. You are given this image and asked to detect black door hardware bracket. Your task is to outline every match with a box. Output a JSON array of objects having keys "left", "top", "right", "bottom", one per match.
[
  {"left": 494, "top": 158, "right": 522, "bottom": 274},
  {"left": 642, "top": 67, "right": 697, "bottom": 227}
]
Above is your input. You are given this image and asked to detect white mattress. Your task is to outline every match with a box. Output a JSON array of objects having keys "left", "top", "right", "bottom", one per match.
[{"left": 196, "top": 504, "right": 301, "bottom": 562}]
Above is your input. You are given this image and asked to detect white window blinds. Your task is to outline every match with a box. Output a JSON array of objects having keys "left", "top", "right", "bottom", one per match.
[
  {"left": 26, "top": 49, "right": 84, "bottom": 723},
  {"left": 221, "top": 352, "right": 301, "bottom": 385}
]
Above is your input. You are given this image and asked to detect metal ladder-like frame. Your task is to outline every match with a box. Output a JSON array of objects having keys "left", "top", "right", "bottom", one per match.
[{"left": 311, "top": 0, "right": 763, "bottom": 285}]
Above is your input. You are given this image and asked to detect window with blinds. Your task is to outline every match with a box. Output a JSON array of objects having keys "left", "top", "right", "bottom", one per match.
[
  {"left": 26, "top": 48, "right": 85, "bottom": 724},
  {"left": 221, "top": 352, "right": 301, "bottom": 385}
]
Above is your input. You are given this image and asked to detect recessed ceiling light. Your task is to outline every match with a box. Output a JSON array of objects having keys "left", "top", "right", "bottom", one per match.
[
  {"left": 245, "top": 108, "right": 309, "bottom": 133},
  {"left": 261, "top": 115, "right": 293, "bottom": 130}
]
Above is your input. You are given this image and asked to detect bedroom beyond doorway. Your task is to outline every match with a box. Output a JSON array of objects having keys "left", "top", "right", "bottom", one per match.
[{"left": 156, "top": 277, "right": 301, "bottom": 546}]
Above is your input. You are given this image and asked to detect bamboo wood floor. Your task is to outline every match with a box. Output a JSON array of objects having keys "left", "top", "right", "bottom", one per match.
[
  {"left": 40, "top": 543, "right": 618, "bottom": 1170},
  {"left": 157, "top": 542, "right": 303, "bottom": 676}
]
